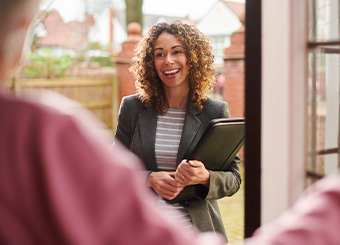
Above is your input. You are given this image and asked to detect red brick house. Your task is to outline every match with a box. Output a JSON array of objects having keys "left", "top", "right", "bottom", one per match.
[{"left": 36, "top": 10, "right": 94, "bottom": 53}]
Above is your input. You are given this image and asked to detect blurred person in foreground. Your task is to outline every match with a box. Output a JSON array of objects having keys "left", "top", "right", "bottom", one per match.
[
  {"left": 0, "top": 0, "right": 226, "bottom": 244},
  {"left": 243, "top": 174, "right": 340, "bottom": 245},
  {"left": 114, "top": 20, "right": 241, "bottom": 242}
]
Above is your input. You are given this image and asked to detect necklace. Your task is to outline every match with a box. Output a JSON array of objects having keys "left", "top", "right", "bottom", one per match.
[{"left": 168, "top": 97, "right": 188, "bottom": 109}]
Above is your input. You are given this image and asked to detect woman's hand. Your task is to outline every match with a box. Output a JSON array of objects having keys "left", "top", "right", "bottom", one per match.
[
  {"left": 148, "top": 171, "right": 184, "bottom": 200},
  {"left": 175, "top": 160, "right": 210, "bottom": 187}
]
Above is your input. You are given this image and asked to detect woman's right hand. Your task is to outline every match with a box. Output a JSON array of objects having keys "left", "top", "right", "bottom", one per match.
[{"left": 148, "top": 171, "right": 183, "bottom": 200}]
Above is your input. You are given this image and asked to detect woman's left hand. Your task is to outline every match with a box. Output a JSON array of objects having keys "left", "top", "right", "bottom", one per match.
[{"left": 175, "top": 160, "right": 210, "bottom": 187}]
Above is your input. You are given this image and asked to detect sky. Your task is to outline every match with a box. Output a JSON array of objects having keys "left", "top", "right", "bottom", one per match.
[
  {"left": 39, "top": 0, "right": 245, "bottom": 47},
  {"left": 41, "top": 0, "right": 245, "bottom": 22}
]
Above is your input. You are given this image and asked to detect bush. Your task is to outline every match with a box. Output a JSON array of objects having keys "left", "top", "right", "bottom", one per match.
[
  {"left": 24, "top": 48, "right": 73, "bottom": 78},
  {"left": 90, "top": 56, "right": 115, "bottom": 67}
]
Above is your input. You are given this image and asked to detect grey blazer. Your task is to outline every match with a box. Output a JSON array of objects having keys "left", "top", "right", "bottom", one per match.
[{"left": 114, "top": 94, "right": 241, "bottom": 239}]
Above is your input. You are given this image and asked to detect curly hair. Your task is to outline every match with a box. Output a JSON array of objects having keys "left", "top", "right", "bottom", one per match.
[{"left": 130, "top": 20, "right": 216, "bottom": 115}]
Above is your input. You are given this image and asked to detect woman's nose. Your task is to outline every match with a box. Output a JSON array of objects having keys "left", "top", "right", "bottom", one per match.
[{"left": 165, "top": 54, "right": 174, "bottom": 65}]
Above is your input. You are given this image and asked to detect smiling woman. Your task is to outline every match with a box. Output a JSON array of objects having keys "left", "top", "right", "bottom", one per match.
[{"left": 114, "top": 20, "right": 242, "bottom": 242}]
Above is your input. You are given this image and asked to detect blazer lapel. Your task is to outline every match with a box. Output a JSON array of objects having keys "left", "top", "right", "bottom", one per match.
[
  {"left": 176, "top": 101, "right": 202, "bottom": 165},
  {"left": 139, "top": 108, "right": 158, "bottom": 170}
]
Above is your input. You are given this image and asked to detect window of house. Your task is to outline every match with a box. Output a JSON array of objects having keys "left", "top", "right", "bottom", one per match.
[
  {"left": 307, "top": 0, "right": 340, "bottom": 185},
  {"left": 210, "top": 35, "right": 231, "bottom": 65}
]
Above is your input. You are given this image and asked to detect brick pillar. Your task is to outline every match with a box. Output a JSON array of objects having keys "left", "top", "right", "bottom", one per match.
[
  {"left": 115, "top": 22, "right": 141, "bottom": 102},
  {"left": 223, "top": 26, "right": 245, "bottom": 119},
  {"left": 224, "top": 26, "right": 245, "bottom": 161}
]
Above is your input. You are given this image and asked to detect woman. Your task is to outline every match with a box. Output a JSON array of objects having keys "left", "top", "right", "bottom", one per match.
[{"left": 114, "top": 21, "right": 241, "bottom": 240}]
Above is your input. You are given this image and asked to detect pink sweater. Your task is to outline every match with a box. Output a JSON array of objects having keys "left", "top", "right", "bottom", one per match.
[
  {"left": 245, "top": 175, "right": 340, "bottom": 245},
  {"left": 0, "top": 95, "right": 224, "bottom": 245}
]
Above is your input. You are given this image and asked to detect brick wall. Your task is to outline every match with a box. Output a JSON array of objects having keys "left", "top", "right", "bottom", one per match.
[
  {"left": 115, "top": 22, "right": 141, "bottom": 102},
  {"left": 223, "top": 27, "right": 245, "bottom": 119},
  {"left": 223, "top": 27, "right": 245, "bottom": 160}
]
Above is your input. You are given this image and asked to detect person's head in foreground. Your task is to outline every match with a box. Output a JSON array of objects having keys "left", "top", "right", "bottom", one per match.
[{"left": 0, "top": 0, "right": 39, "bottom": 86}]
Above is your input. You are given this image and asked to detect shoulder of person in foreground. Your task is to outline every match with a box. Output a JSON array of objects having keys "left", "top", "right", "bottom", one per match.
[
  {"left": 1, "top": 95, "right": 227, "bottom": 245},
  {"left": 20, "top": 89, "right": 113, "bottom": 144},
  {"left": 244, "top": 174, "right": 340, "bottom": 245}
]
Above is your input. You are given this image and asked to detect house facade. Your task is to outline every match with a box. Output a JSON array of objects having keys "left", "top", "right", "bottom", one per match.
[
  {"left": 35, "top": 11, "right": 94, "bottom": 56},
  {"left": 196, "top": 0, "right": 244, "bottom": 66}
]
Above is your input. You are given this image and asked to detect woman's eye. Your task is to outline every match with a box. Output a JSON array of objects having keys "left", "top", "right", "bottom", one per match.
[
  {"left": 174, "top": 50, "right": 182, "bottom": 55},
  {"left": 156, "top": 53, "right": 164, "bottom": 57}
]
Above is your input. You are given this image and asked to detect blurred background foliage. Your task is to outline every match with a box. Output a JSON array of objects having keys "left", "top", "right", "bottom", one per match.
[{"left": 24, "top": 48, "right": 72, "bottom": 78}]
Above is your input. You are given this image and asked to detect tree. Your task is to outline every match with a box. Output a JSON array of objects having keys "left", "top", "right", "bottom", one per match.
[{"left": 125, "top": 0, "right": 143, "bottom": 29}]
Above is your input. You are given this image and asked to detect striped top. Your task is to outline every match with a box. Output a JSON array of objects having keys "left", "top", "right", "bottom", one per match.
[
  {"left": 155, "top": 108, "right": 195, "bottom": 233},
  {"left": 155, "top": 109, "right": 186, "bottom": 170}
]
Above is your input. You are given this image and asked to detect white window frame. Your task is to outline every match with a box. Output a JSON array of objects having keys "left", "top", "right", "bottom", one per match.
[{"left": 261, "top": 0, "right": 308, "bottom": 224}]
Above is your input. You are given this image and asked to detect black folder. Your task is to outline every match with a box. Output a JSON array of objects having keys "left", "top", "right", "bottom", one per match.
[{"left": 167, "top": 118, "right": 245, "bottom": 203}]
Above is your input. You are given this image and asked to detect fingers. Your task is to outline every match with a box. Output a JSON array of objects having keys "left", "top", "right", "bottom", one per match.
[
  {"left": 175, "top": 171, "right": 187, "bottom": 185},
  {"left": 176, "top": 160, "right": 191, "bottom": 174},
  {"left": 148, "top": 171, "right": 183, "bottom": 200},
  {"left": 176, "top": 160, "right": 200, "bottom": 178},
  {"left": 187, "top": 160, "right": 202, "bottom": 167},
  {"left": 175, "top": 160, "right": 209, "bottom": 186},
  {"left": 159, "top": 181, "right": 183, "bottom": 200}
]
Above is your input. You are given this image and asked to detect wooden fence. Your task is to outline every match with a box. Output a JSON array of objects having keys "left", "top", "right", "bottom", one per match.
[{"left": 7, "top": 76, "right": 120, "bottom": 135}]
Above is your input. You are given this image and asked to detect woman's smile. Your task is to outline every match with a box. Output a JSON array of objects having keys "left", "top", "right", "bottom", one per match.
[{"left": 163, "top": 68, "right": 180, "bottom": 77}]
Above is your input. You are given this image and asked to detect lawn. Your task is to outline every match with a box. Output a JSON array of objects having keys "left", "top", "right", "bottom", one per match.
[{"left": 218, "top": 164, "right": 244, "bottom": 244}]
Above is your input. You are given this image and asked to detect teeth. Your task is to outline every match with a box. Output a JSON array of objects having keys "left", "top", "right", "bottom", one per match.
[{"left": 164, "top": 69, "right": 179, "bottom": 74}]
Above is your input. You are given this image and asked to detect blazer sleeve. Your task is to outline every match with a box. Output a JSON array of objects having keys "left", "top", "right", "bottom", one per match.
[
  {"left": 113, "top": 96, "right": 153, "bottom": 183},
  {"left": 194, "top": 101, "right": 242, "bottom": 200},
  {"left": 114, "top": 96, "right": 132, "bottom": 148}
]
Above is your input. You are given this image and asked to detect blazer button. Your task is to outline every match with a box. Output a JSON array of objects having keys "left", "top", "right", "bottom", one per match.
[{"left": 183, "top": 201, "right": 189, "bottom": 207}]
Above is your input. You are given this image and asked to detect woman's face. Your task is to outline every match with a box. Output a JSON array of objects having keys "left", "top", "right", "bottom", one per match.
[{"left": 153, "top": 32, "right": 189, "bottom": 92}]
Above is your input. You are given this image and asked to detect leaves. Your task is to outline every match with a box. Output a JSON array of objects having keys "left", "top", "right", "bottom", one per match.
[{"left": 24, "top": 48, "right": 73, "bottom": 78}]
